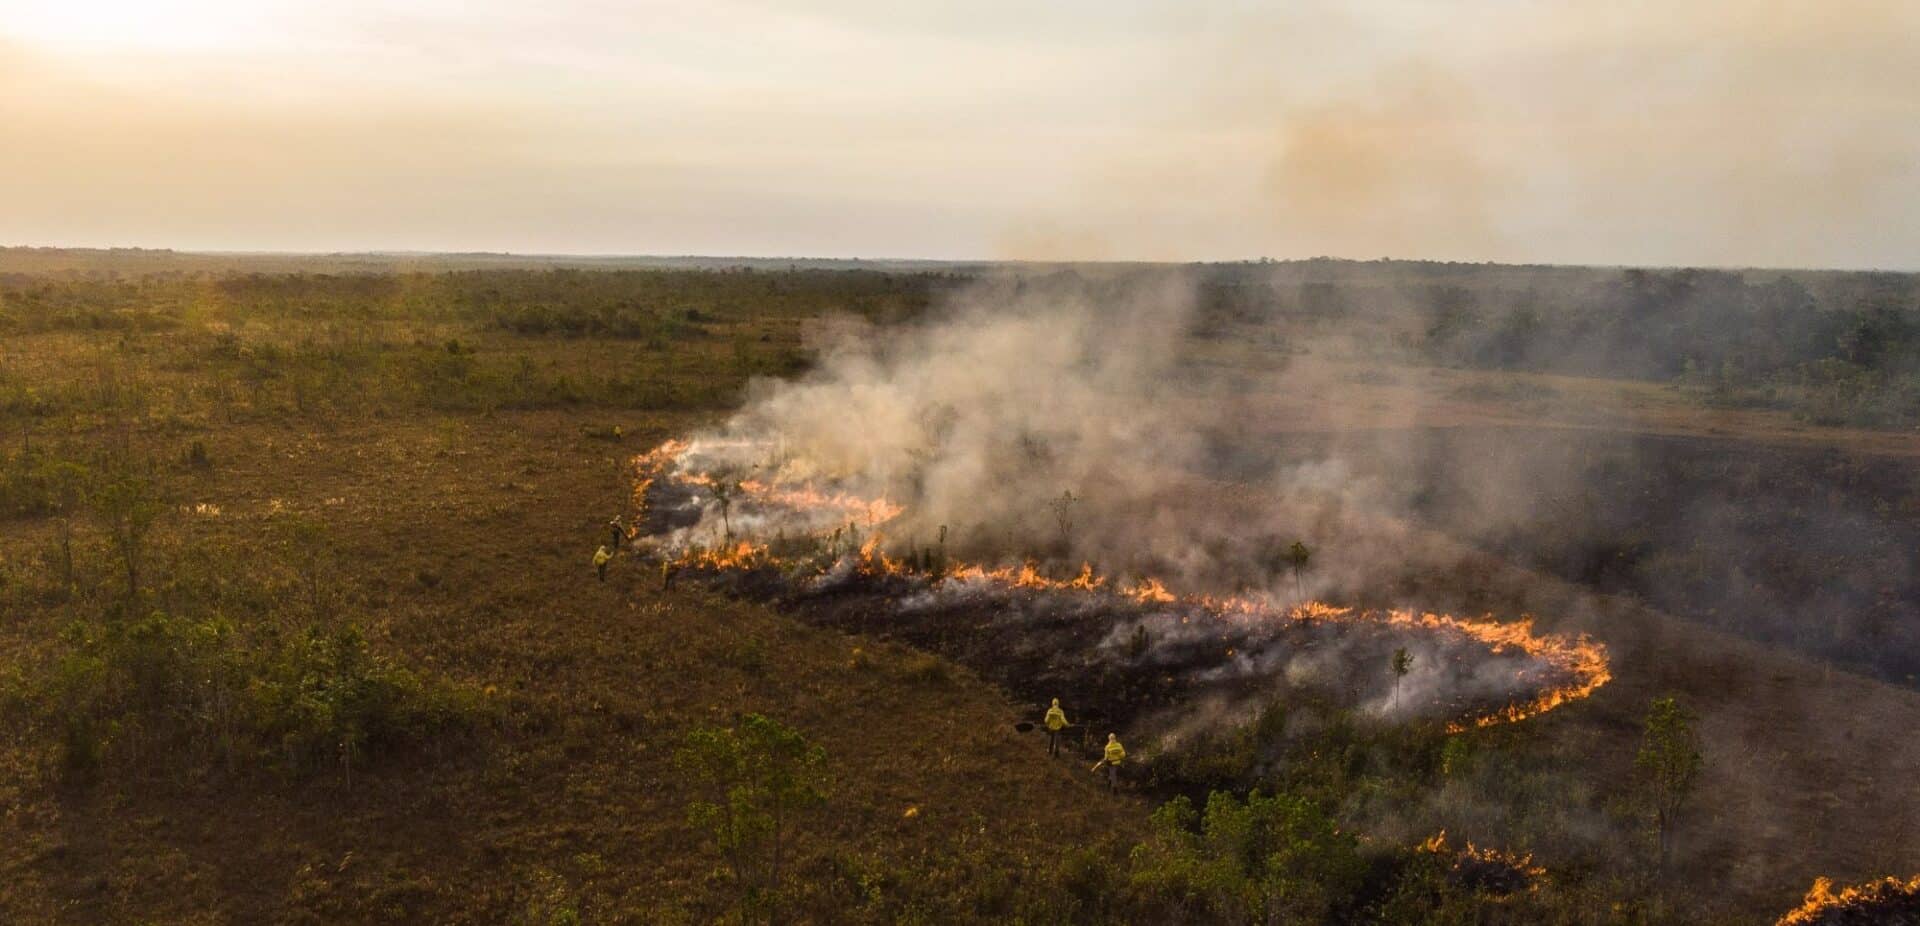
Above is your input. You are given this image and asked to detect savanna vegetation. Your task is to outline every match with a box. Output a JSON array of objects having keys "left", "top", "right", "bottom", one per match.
[
  {"left": 1196, "top": 260, "right": 1920, "bottom": 428},
  {"left": 1, "top": 249, "right": 1914, "bottom": 923}
]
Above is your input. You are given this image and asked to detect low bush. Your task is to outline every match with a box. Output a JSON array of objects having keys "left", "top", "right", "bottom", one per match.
[
  {"left": 24, "top": 612, "right": 476, "bottom": 782},
  {"left": 0, "top": 448, "right": 90, "bottom": 518},
  {"left": 1127, "top": 789, "right": 1369, "bottom": 924}
]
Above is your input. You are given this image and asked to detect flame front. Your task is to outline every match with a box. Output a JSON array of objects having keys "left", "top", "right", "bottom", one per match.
[
  {"left": 1776, "top": 874, "right": 1920, "bottom": 925},
  {"left": 634, "top": 439, "right": 1612, "bottom": 734}
]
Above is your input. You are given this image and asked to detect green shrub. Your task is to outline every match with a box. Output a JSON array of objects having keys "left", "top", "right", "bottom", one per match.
[
  {"left": 0, "top": 449, "right": 89, "bottom": 517},
  {"left": 675, "top": 713, "right": 829, "bottom": 924},
  {"left": 1365, "top": 848, "right": 1483, "bottom": 925},
  {"left": 251, "top": 624, "right": 473, "bottom": 774},
  {"left": 24, "top": 611, "right": 474, "bottom": 781},
  {"left": 1127, "top": 789, "right": 1368, "bottom": 924}
]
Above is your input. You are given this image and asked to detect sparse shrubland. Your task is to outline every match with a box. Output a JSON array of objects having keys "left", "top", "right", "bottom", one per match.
[
  {"left": 0, "top": 252, "right": 1912, "bottom": 923},
  {"left": 0, "top": 267, "right": 944, "bottom": 427},
  {"left": 1191, "top": 260, "right": 1920, "bottom": 428},
  {"left": 29, "top": 611, "right": 475, "bottom": 783},
  {"left": 0, "top": 459, "right": 482, "bottom": 784}
]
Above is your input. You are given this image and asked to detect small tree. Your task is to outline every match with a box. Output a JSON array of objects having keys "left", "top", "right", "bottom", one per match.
[
  {"left": 1284, "top": 541, "right": 1312, "bottom": 599},
  {"left": 89, "top": 473, "right": 166, "bottom": 601},
  {"left": 1391, "top": 647, "right": 1414, "bottom": 711},
  {"left": 282, "top": 515, "right": 336, "bottom": 620},
  {"left": 708, "top": 474, "right": 742, "bottom": 544},
  {"left": 1635, "top": 696, "right": 1703, "bottom": 871},
  {"left": 46, "top": 460, "right": 90, "bottom": 596},
  {"left": 676, "top": 714, "right": 828, "bottom": 924}
]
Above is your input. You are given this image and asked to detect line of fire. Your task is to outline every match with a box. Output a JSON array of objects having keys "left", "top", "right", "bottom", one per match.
[{"left": 629, "top": 438, "right": 1612, "bottom": 744}]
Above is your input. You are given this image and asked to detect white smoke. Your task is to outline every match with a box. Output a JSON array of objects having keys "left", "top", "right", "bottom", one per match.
[{"left": 693, "top": 270, "right": 1309, "bottom": 586}]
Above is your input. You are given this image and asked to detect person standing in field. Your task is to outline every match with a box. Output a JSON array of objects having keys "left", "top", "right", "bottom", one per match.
[
  {"left": 594, "top": 545, "right": 613, "bottom": 582},
  {"left": 1044, "top": 698, "right": 1069, "bottom": 757},
  {"left": 1093, "top": 733, "right": 1125, "bottom": 792},
  {"left": 608, "top": 516, "right": 626, "bottom": 550}
]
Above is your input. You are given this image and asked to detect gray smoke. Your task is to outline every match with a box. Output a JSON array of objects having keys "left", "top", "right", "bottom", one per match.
[
  {"left": 680, "top": 268, "right": 1606, "bottom": 607},
  {"left": 704, "top": 270, "right": 1271, "bottom": 581}
]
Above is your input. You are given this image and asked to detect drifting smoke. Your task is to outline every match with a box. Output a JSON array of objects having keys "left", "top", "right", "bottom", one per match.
[
  {"left": 638, "top": 271, "right": 1610, "bottom": 734},
  {"left": 665, "top": 268, "right": 1481, "bottom": 605},
  {"left": 683, "top": 269, "right": 1264, "bottom": 584},
  {"left": 666, "top": 269, "right": 1556, "bottom": 605}
]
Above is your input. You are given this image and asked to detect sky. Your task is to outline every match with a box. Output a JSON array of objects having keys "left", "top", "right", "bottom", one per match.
[{"left": 1, "top": 0, "right": 1917, "bottom": 268}]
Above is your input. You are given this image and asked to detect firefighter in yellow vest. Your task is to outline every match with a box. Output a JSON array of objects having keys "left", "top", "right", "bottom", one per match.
[
  {"left": 593, "top": 545, "right": 613, "bottom": 582},
  {"left": 1092, "top": 733, "right": 1125, "bottom": 791},
  {"left": 1044, "top": 698, "right": 1068, "bottom": 757}
]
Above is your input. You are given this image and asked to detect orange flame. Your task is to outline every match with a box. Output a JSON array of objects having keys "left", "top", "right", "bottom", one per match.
[
  {"left": 1420, "top": 830, "right": 1546, "bottom": 882},
  {"left": 634, "top": 440, "right": 1613, "bottom": 733},
  {"left": 1125, "top": 577, "right": 1176, "bottom": 604},
  {"left": 1777, "top": 874, "right": 1920, "bottom": 925},
  {"left": 679, "top": 541, "right": 770, "bottom": 570}
]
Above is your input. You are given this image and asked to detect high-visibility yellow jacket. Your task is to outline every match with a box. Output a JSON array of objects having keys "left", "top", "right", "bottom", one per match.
[
  {"left": 1104, "top": 738, "right": 1126, "bottom": 765},
  {"left": 593, "top": 547, "right": 613, "bottom": 567},
  {"left": 1045, "top": 703, "right": 1068, "bottom": 731}
]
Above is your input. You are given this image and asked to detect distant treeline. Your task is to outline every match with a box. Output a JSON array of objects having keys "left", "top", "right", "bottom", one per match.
[
  {"left": 0, "top": 267, "right": 966, "bottom": 336},
  {"left": 5, "top": 258, "right": 1917, "bottom": 427},
  {"left": 1195, "top": 261, "right": 1920, "bottom": 428},
  {"left": 0, "top": 268, "right": 977, "bottom": 428}
]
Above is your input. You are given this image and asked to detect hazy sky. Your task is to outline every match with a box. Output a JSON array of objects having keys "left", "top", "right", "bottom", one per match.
[{"left": 2, "top": 0, "right": 1917, "bottom": 267}]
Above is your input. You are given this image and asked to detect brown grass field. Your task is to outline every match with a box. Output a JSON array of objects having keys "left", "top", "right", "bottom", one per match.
[
  {"left": 3, "top": 409, "right": 1141, "bottom": 923},
  {"left": 2, "top": 253, "right": 1917, "bottom": 923}
]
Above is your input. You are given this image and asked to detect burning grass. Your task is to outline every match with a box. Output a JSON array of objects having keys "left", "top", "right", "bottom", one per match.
[
  {"left": 1417, "top": 831, "right": 1546, "bottom": 897},
  {"left": 1776, "top": 875, "right": 1920, "bottom": 925},
  {"left": 631, "top": 439, "right": 1612, "bottom": 739}
]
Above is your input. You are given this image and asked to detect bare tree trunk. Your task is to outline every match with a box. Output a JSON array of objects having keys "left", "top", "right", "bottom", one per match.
[
  {"left": 56, "top": 518, "right": 74, "bottom": 593},
  {"left": 1656, "top": 807, "right": 1673, "bottom": 873},
  {"left": 768, "top": 797, "right": 785, "bottom": 926},
  {"left": 120, "top": 535, "right": 140, "bottom": 600}
]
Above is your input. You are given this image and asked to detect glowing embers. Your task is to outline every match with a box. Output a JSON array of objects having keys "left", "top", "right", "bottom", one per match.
[
  {"left": 1776, "top": 875, "right": 1920, "bottom": 925},
  {"left": 633, "top": 439, "right": 1612, "bottom": 734}
]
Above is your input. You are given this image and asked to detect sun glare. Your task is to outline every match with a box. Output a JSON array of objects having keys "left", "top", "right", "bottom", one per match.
[{"left": 0, "top": 0, "right": 286, "bottom": 53}]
